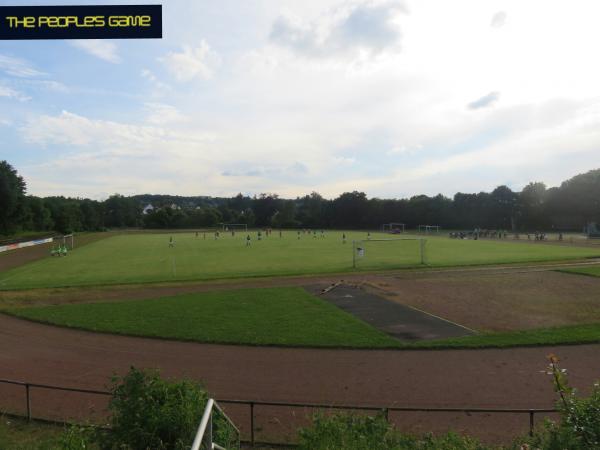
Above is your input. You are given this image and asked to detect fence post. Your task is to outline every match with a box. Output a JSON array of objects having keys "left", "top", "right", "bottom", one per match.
[
  {"left": 25, "top": 383, "right": 31, "bottom": 421},
  {"left": 529, "top": 411, "right": 534, "bottom": 436},
  {"left": 383, "top": 408, "right": 389, "bottom": 422},
  {"left": 207, "top": 409, "right": 213, "bottom": 450},
  {"left": 250, "top": 401, "right": 255, "bottom": 448}
]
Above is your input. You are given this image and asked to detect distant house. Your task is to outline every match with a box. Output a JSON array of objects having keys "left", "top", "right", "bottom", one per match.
[
  {"left": 170, "top": 203, "right": 181, "bottom": 210},
  {"left": 142, "top": 204, "right": 155, "bottom": 215}
]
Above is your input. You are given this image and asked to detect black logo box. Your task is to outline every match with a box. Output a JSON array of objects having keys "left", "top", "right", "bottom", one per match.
[{"left": 0, "top": 5, "right": 162, "bottom": 40}]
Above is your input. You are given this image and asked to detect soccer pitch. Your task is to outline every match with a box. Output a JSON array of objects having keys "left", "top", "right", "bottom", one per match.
[{"left": 1, "top": 230, "right": 599, "bottom": 289}]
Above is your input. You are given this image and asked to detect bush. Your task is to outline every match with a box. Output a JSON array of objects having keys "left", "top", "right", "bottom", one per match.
[
  {"left": 297, "top": 412, "right": 490, "bottom": 450},
  {"left": 57, "top": 425, "right": 95, "bottom": 450},
  {"left": 100, "top": 367, "right": 211, "bottom": 450},
  {"left": 515, "top": 355, "right": 600, "bottom": 450}
]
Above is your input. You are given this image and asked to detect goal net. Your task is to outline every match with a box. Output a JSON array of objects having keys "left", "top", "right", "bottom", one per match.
[
  {"left": 54, "top": 234, "right": 74, "bottom": 249},
  {"left": 221, "top": 223, "right": 248, "bottom": 231},
  {"left": 418, "top": 225, "right": 440, "bottom": 234},
  {"left": 382, "top": 223, "right": 405, "bottom": 233},
  {"left": 352, "top": 238, "right": 427, "bottom": 269}
]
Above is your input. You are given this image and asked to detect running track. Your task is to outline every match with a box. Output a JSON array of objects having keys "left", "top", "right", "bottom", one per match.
[{"left": 1, "top": 314, "right": 599, "bottom": 444}]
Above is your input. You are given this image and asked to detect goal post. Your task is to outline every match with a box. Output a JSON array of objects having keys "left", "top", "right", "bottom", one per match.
[
  {"left": 352, "top": 238, "right": 427, "bottom": 269},
  {"left": 382, "top": 223, "right": 405, "bottom": 233},
  {"left": 55, "top": 234, "right": 74, "bottom": 249},
  {"left": 221, "top": 223, "right": 248, "bottom": 231},
  {"left": 418, "top": 225, "right": 440, "bottom": 234}
]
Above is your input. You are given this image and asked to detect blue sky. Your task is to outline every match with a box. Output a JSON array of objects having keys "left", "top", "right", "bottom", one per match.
[{"left": 1, "top": 0, "right": 599, "bottom": 199}]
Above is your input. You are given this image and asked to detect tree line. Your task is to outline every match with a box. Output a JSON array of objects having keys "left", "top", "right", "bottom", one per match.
[{"left": 1, "top": 160, "right": 598, "bottom": 236}]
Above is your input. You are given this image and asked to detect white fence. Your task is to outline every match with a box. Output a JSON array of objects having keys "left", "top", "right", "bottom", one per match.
[{"left": 0, "top": 237, "right": 54, "bottom": 253}]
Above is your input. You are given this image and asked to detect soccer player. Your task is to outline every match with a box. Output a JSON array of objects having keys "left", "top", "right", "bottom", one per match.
[
  {"left": 297, "top": 230, "right": 301, "bottom": 240},
  {"left": 367, "top": 232, "right": 371, "bottom": 240},
  {"left": 246, "top": 234, "right": 251, "bottom": 246},
  {"left": 258, "top": 230, "right": 262, "bottom": 241},
  {"left": 279, "top": 230, "right": 282, "bottom": 238},
  {"left": 321, "top": 230, "right": 324, "bottom": 238},
  {"left": 342, "top": 233, "right": 346, "bottom": 244},
  {"left": 169, "top": 236, "right": 174, "bottom": 248}
]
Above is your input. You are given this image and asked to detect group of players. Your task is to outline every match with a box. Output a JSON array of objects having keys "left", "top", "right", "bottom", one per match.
[{"left": 166, "top": 229, "right": 361, "bottom": 247}]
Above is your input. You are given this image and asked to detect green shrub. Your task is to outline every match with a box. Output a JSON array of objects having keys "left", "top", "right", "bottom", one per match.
[
  {"left": 56, "top": 425, "right": 95, "bottom": 450},
  {"left": 297, "top": 412, "right": 490, "bottom": 450},
  {"left": 514, "top": 355, "right": 600, "bottom": 450},
  {"left": 99, "top": 367, "right": 214, "bottom": 450}
]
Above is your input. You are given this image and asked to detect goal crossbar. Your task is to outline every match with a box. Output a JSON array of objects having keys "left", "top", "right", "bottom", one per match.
[
  {"left": 55, "top": 234, "right": 74, "bottom": 249},
  {"left": 361, "top": 238, "right": 422, "bottom": 242},
  {"left": 382, "top": 223, "right": 405, "bottom": 232},
  {"left": 221, "top": 223, "right": 248, "bottom": 230}
]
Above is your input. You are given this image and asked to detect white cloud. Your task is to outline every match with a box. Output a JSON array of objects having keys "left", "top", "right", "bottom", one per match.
[
  {"left": 386, "top": 144, "right": 422, "bottom": 155},
  {"left": 141, "top": 69, "right": 172, "bottom": 94},
  {"left": 19, "top": 110, "right": 223, "bottom": 197},
  {"left": 491, "top": 11, "right": 507, "bottom": 28},
  {"left": 269, "top": 1, "right": 406, "bottom": 61},
  {"left": 160, "top": 41, "right": 221, "bottom": 81},
  {"left": 0, "top": 54, "right": 46, "bottom": 77},
  {"left": 0, "top": 84, "right": 30, "bottom": 101},
  {"left": 144, "top": 103, "right": 188, "bottom": 124},
  {"left": 70, "top": 40, "right": 120, "bottom": 63},
  {"left": 21, "top": 110, "right": 211, "bottom": 149}
]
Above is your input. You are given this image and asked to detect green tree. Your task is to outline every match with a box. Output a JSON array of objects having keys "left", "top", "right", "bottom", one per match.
[
  {"left": 519, "top": 182, "right": 547, "bottom": 230},
  {"left": 490, "top": 185, "right": 518, "bottom": 230},
  {"left": 0, "top": 161, "right": 27, "bottom": 235},
  {"left": 24, "top": 196, "right": 54, "bottom": 231},
  {"left": 332, "top": 191, "right": 369, "bottom": 228}
]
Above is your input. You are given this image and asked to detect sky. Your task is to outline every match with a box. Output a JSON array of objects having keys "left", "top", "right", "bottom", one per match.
[{"left": 1, "top": 0, "right": 600, "bottom": 200}]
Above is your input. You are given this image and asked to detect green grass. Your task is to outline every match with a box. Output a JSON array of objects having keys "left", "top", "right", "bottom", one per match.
[
  {"left": 409, "top": 323, "right": 600, "bottom": 349},
  {"left": 0, "top": 416, "right": 88, "bottom": 450},
  {"left": 6, "top": 287, "right": 401, "bottom": 348},
  {"left": 7, "top": 287, "right": 600, "bottom": 349},
  {"left": 560, "top": 266, "right": 600, "bottom": 278},
  {"left": 1, "top": 231, "right": 599, "bottom": 290}
]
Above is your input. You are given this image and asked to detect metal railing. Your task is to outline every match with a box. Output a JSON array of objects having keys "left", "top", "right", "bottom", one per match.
[
  {"left": 217, "top": 399, "right": 557, "bottom": 447},
  {"left": 0, "top": 378, "right": 111, "bottom": 421},
  {"left": 0, "top": 378, "right": 558, "bottom": 448}
]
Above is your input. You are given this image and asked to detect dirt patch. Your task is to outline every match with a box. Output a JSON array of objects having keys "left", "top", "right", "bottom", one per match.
[
  {"left": 313, "top": 284, "right": 472, "bottom": 341},
  {"left": 366, "top": 271, "right": 600, "bottom": 331}
]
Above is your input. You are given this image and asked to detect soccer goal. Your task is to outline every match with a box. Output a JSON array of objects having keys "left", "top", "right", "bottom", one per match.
[
  {"left": 352, "top": 238, "right": 427, "bottom": 269},
  {"left": 418, "top": 225, "right": 440, "bottom": 234},
  {"left": 55, "top": 234, "right": 75, "bottom": 249},
  {"left": 382, "top": 223, "right": 405, "bottom": 233},
  {"left": 221, "top": 223, "right": 248, "bottom": 231}
]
